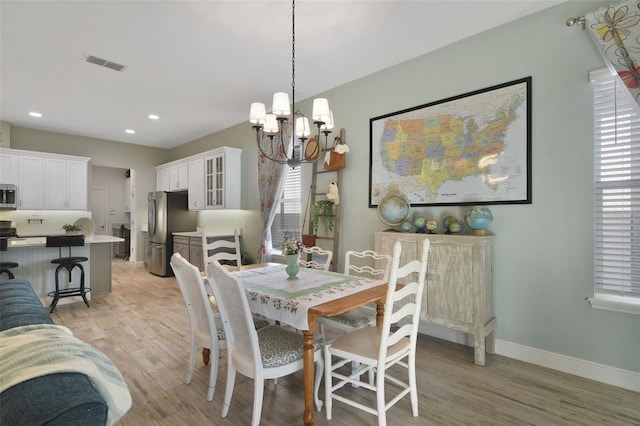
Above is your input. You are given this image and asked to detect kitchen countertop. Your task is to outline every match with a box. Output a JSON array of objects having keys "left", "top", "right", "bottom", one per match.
[
  {"left": 5, "top": 234, "right": 124, "bottom": 248},
  {"left": 173, "top": 229, "right": 240, "bottom": 238}
]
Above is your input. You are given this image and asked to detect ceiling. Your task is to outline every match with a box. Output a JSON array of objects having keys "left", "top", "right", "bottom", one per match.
[{"left": 0, "top": 0, "right": 564, "bottom": 150}]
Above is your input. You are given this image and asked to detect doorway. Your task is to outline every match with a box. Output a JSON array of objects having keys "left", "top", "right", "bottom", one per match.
[{"left": 90, "top": 188, "right": 108, "bottom": 235}]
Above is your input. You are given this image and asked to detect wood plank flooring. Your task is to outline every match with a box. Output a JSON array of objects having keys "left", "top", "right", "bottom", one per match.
[{"left": 50, "top": 261, "right": 640, "bottom": 425}]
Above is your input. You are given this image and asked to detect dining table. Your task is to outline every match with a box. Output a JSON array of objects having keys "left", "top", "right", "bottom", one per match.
[{"left": 232, "top": 263, "right": 390, "bottom": 426}]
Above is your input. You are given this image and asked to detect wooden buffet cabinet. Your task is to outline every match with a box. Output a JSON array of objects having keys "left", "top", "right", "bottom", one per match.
[{"left": 374, "top": 231, "right": 496, "bottom": 365}]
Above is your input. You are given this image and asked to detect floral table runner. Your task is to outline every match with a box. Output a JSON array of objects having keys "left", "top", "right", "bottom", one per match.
[{"left": 233, "top": 264, "right": 383, "bottom": 330}]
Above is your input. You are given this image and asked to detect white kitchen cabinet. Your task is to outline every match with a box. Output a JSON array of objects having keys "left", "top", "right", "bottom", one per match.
[
  {"left": 0, "top": 150, "right": 19, "bottom": 184},
  {"left": 169, "top": 162, "right": 188, "bottom": 191},
  {"left": 18, "top": 154, "right": 44, "bottom": 209},
  {"left": 124, "top": 177, "right": 132, "bottom": 212},
  {"left": 374, "top": 232, "right": 495, "bottom": 366},
  {"left": 45, "top": 158, "right": 88, "bottom": 210},
  {"left": 187, "top": 156, "right": 205, "bottom": 210},
  {"left": 156, "top": 166, "right": 170, "bottom": 191},
  {"left": 204, "top": 147, "right": 241, "bottom": 210}
]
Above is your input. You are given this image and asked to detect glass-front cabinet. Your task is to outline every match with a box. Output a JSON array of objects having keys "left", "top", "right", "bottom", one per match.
[{"left": 204, "top": 147, "right": 241, "bottom": 210}]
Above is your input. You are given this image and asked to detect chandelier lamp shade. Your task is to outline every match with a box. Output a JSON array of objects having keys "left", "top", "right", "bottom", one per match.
[{"left": 249, "top": 0, "right": 334, "bottom": 168}]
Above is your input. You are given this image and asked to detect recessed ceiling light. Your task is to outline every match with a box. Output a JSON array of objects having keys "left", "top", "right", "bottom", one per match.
[
  {"left": 125, "top": 129, "right": 135, "bottom": 134},
  {"left": 148, "top": 114, "right": 159, "bottom": 120},
  {"left": 29, "top": 112, "right": 42, "bottom": 118}
]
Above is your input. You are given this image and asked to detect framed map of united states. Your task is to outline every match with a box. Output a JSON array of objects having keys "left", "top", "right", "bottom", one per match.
[{"left": 369, "top": 77, "right": 531, "bottom": 207}]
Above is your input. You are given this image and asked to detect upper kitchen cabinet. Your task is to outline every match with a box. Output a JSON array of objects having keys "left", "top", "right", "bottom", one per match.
[
  {"left": 204, "top": 147, "right": 241, "bottom": 210},
  {"left": 18, "top": 154, "right": 44, "bottom": 209},
  {"left": 156, "top": 160, "right": 188, "bottom": 192},
  {"left": 0, "top": 149, "right": 19, "bottom": 184},
  {"left": 2, "top": 148, "right": 90, "bottom": 210},
  {"left": 187, "top": 156, "right": 205, "bottom": 210},
  {"left": 45, "top": 157, "right": 89, "bottom": 210}
]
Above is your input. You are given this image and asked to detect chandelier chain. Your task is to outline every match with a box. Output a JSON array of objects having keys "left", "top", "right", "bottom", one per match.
[{"left": 291, "top": 0, "right": 296, "bottom": 116}]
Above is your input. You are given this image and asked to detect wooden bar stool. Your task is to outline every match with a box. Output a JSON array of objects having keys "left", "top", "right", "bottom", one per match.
[{"left": 46, "top": 235, "right": 90, "bottom": 313}]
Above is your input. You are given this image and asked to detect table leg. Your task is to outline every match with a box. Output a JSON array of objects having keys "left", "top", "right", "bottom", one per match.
[
  {"left": 376, "top": 299, "right": 385, "bottom": 327},
  {"left": 302, "top": 328, "right": 315, "bottom": 425}
]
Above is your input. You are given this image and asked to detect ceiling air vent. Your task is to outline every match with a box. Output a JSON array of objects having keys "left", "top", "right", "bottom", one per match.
[{"left": 82, "top": 54, "right": 127, "bottom": 72}]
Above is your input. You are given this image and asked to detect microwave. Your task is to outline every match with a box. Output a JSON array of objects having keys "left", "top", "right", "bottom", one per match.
[{"left": 0, "top": 184, "right": 17, "bottom": 209}]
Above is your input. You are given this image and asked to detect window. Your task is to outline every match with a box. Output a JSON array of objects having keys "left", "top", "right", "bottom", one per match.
[
  {"left": 270, "top": 166, "right": 301, "bottom": 254},
  {"left": 590, "top": 68, "right": 640, "bottom": 314}
]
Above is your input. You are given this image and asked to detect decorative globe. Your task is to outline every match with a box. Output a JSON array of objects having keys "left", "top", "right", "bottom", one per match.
[
  {"left": 400, "top": 221, "right": 413, "bottom": 232},
  {"left": 377, "top": 193, "right": 411, "bottom": 228},
  {"left": 414, "top": 216, "right": 426, "bottom": 233},
  {"left": 443, "top": 216, "right": 457, "bottom": 230},
  {"left": 426, "top": 219, "right": 438, "bottom": 233},
  {"left": 464, "top": 207, "right": 493, "bottom": 236},
  {"left": 448, "top": 221, "right": 462, "bottom": 233}
]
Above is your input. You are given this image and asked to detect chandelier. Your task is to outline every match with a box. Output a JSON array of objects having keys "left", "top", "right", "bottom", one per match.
[{"left": 249, "top": 0, "right": 333, "bottom": 168}]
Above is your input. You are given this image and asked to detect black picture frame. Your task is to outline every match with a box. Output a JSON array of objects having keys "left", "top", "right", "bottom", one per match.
[{"left": 369, "top": 77, "right": 532, "bottom": 207}]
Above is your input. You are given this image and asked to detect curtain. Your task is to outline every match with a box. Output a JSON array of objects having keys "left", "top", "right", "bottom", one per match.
[
  {"left": 256, "top": 138, "right": 289, "bottom": 263},
  {"left": 586, "top": 0, "right": 640, "bottom": 115}
]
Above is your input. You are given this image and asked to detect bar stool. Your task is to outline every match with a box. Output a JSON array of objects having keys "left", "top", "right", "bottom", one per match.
[
  {"left": 0, "top": 237, "right": 18, "bottom": 280},
  {"left": 0, "top": 262, "right": 19, "bottom": 279},
  {"left": 46, "top": 235, "right": 90, "bottom": 313}
]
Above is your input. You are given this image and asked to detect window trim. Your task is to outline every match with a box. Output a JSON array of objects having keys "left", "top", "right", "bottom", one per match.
[{"left": 590, "top": 67, "right": 640, "bottom": 315}]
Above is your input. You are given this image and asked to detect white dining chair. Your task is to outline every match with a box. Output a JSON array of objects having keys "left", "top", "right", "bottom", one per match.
[
  {"left": 202, "top": 228, "right": 242, "bottom": 272},
  {"left": 170, "top": 253, "right": 226, "bottom": 401},
  {"left": 298, "top": 245, "right": 333, "bottom": 271},
  {"left": 317, "top": 249, "right": 392, "bottom": 342},
  {"left": 323, "top": 239, "right": 430, "bottom": 426},
  {"left": 206, "top": 260, "right": 324, "bottom": 426}
]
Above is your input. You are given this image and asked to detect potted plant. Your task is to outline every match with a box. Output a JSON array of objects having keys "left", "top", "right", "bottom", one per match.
[
  {"left": 62, "top": 224, "right": 83, "bottom": 235},
  {"left": 310, "top": 199, "right": 335, "bottom": 234}
]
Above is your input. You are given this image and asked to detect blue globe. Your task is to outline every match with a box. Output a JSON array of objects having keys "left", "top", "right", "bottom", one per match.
[
  {"left": 400, "top": 221, "right": 412, "bottom": 232},
  {"left": 464, "top": 207, "right": 493, "bottom": 235}
]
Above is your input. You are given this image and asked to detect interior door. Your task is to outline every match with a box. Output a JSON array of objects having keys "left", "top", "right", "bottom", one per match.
[{"left": 90, "top": 188, "right": 108, "bottom": 235}]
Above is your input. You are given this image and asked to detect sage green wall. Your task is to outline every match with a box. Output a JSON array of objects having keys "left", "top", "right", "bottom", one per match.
[
  {"left": 7, "top": 1, "right": 638, "bottom": 373},
  {"left": 175, "top": 1, "right": 639, "bottom": 373},
  {"left": 9, "top": 127, "right": 169, "bottom": 259}
]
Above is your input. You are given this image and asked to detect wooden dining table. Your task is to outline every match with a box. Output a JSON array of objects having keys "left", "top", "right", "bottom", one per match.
[{"left": 233, "top": 263, "right": 390, "bottom": 426}]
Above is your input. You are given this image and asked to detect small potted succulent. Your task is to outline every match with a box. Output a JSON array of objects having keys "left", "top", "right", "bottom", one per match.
[{"left": 62, "top": 224, "right": 83, "bottom": 235}]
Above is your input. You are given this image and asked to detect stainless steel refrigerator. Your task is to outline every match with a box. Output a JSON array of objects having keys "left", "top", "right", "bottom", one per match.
[{"left": 147, "top": 191, "right": 197, "bottom": 276}]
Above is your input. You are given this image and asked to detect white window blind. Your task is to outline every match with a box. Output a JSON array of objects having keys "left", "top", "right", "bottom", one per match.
[
  {"left": 592, "top": 71, "right": 640, "bottom": 299},
  {"left": 270, "top": 166, "right": 301, "bottom": 252}
]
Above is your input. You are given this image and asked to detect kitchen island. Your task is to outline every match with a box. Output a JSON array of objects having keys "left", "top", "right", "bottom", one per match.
[{"left": 1, "top": 235, "right": 124, "bottom": 307}]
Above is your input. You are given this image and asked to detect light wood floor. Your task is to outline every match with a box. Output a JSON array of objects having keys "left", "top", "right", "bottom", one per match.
[{"left": 50, "top": 261, "right": 640, "bottom": 425}]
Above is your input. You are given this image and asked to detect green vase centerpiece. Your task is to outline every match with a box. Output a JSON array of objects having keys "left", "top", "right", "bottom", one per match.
[{"left": 286, "top": 254, "right": 300, "bottom": 280}]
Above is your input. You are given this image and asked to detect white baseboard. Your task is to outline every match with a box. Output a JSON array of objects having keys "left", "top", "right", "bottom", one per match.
[{"left": 418, "top": 322, "right": 640, "bottom": 393}]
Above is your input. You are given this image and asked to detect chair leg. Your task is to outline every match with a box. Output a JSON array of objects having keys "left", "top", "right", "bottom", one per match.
[
  {"left": 314, "top": 355, "right": 324, "bottom": 412},
  {"left": 207, "top": 343, "right": 219, "bottom": 402},
  {"left": 251, "top": 377, "right": 264, "bottom": 426},
  {"left": 77, "top": 264, "right": 89, "bottom": 307},
  {"left": 50, "top": 264, "right": 64, "bottom": 313},
  {"left": 221, "top": 366, "right": 236, "bottom": 418},
  {"left": 376, "top": 368, "right": 387, "bottom": 426},
  {"left": 324, "top": 345, "right": 333, "bottom": 420},
  {"left": 409, "top": 351, "right": 418, "bottom": 417},
  {"left": 186, "top": 339, "right": 197, "bottom": 384}
]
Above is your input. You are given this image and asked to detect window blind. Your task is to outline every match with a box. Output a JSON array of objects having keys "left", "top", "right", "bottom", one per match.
[
  {"left": 592, "top": 73, "right": 640, "bottom": 297},
  {"left": 270, "top": 166, "right": 301, "bottom": 251}
]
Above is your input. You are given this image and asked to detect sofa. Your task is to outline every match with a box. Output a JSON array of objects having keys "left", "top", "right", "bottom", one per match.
[{"left": 0, "top": 279, "right": 130, "bottom": 425}]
